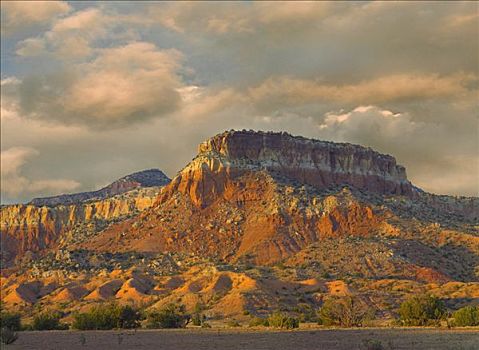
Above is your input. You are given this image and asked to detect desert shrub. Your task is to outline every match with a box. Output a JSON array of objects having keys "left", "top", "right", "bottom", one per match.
[
  {"left": 452, "top": 305, "right": 479, "bottom": 327},
  {"left": 0, "top": 327, "right": 18, "bottom": 345},
  {"left": 398, "top": 294, "right": 446, "bottom": 326},
  {"left": 118, "top": 305, "right": 141, "bottom": 329},
  {"left": 191, "top": 303, "right": 206, "bottom": 326},
  {"left": 267, "top": 312, "right": 299, "bottom": 329},
  {"left": 33, "top": 312, "right": 68, "bottom": 330},
  {"left": 248, "top": 317, "right": 269, "bottom": 327},
  {"left": 0, "top": 311, "right": 21, "bottom": 331},
  {"left": 318, "top": 296, "right": 373, "bottom": 327},
  {"left": 146, "top": 304, "right": 190, "bottom": 329},
  {"left": 73, "top": 303, "right": 140, "bottom": 330}
]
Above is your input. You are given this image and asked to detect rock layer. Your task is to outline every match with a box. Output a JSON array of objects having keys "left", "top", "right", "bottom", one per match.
[
  {"left": 0, "top": 188, "right": 161, "bottom": 265},
  {"left": 160, "top": 130, "right": 414, "bottom": 208}
]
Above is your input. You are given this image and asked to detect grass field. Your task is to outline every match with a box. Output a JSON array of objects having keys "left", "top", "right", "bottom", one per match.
[{"left": 4, "top": 328, "right": 479, "bottom": 350}]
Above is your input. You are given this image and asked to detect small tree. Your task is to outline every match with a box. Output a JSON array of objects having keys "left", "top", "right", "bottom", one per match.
[
  {"left": 398, "top": 294, "right": 446, "bottom": 326},
  {"left": 318, "top": 296, "right": 372, "bottom": 327},
  {"left": 146, "top": 304, "right": 190, "bottom": 329},
  {"left": 452, "top": 305, "right": 479, "bottom": 327}
]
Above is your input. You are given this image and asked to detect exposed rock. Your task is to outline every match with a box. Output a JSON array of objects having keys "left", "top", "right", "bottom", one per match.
[
  {"left": 30, "top": 169, "right": 170, "bottom": 206},
  {"left": 1, "top": 180, "right": 168, "bottom": 266},
  {"left": 160, "top": 130, "right": 414, "bottom": 208}
]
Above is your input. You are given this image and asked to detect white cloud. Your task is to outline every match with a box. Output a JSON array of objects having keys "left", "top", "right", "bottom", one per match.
[{"left": 1, "top": 1, "right": 71, "bottom": 35}]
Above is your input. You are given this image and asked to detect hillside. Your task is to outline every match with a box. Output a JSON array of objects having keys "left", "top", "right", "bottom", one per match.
[
  {"left": 0, "top": 170, "right": 171, "bottom": 268},
  {"left": 29, "top": 169, "right": 170, "bottom": 206},
  {"left": 1, "top": 130, "right": 477, "bottom": 324}
]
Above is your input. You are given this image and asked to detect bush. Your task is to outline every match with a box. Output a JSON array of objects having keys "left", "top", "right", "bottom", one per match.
[
  {"left": 398, "top": 294, "right": 446, "bottom": 326},
  {"left": 267, "top": 312, "right": 299, "bottom": 329},
  {"left": 33, "top": 312, "right": 68, "bottom": 330},
  {"left": 0, "top": 327, "right": 18, "bottom": 345},
  {"left": 248, "top": 317, "right": 269, "bottom": 327},
  {"left": 73, "top": 303, "right": 141, "bottom": 330},
  {"left": 452, "top": 305, "right": 479, "bottom": 327},
  {"left": 318, "top": 296, "right": 372, "bottom": 327},
  {"left": 146, "top": 304, "right": 190, "bottom": 329},
  {"left": 0, "top": 312, "right": 21, "bottom": 331},
  {"left": 191, "top": 303, "right": 205, "bottom": 326}
]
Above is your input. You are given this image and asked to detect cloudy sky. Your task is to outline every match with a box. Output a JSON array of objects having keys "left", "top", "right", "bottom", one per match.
[{"left": 1, "top": 1, "right": 478, "bottom": 203}]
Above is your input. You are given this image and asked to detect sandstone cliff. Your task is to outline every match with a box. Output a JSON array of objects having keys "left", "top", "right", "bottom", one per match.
[
  {"left": 159, "top": 130, "right": 414, "bottom": 209},
  {"left": 1, "top": 169, "right": 170, "bottom": 266},
  {"left": 84, "top": 131, "right": 477, "bottom": 266}
]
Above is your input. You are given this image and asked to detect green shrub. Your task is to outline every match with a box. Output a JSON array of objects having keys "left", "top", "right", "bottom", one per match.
[
  {"left": 0, "top": 312, "right": 21, "bottom": 331},
  {"left": 267, "top": 312, "right": 299, "bottom": 329},
  {"left": 146, "top": 304, "right": 190, "bottom": 329},
  {"left": 452, "top": 305, "right": 479, "bottom": 327},
  {"left": 318, "top": 296, "right": 373, "bottom": 327},
  {"left": 32, "top": 312, "right": 68, "bottom": 330},
  {"left": 398, "top": 294, "right": 446, "bottom": 326},
  {"left": 73, "top": 303, "right": 140, "bottom": 330},
  {"left": 0, "top": 327, "right": 18, "bottom": 345}
]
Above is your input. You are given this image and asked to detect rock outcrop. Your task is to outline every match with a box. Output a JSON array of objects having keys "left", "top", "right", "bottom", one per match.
[
  {"left": 84, "top": 131, "right": 476, "bottom": 266},
  {"left": 30, "top": 169, "right": 170, "bottom": 207},
  {"left": 1, "top": 170, "right": 171, "bottom": 266},
  {"left": 159, "top": 130, "right": 414, "bottom": 208}
]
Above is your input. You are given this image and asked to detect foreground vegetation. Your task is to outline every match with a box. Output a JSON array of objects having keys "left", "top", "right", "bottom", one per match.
[{"left": 1, "top": 295, "right": 478, "bottom": 345}]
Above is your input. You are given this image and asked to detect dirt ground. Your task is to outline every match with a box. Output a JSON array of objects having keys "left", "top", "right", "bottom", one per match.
[{"left": 4, "top": 328, "right": 479, "bottom": 350}]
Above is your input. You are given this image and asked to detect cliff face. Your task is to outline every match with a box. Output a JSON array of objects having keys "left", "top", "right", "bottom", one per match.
[
  {"left": 30, "top": 169, "right": 170, "bottom": 207},
  {"left": 160, "top": 131, "right": 414, "bottom": 208},
  {"left": 1, "top": 185, "right": 169, "bottom": 266},
  {"left": 81, "top": 130, "right": 474, "bottom": 266}
]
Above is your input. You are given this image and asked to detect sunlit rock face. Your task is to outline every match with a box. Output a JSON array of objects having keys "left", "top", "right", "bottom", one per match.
[
  {"left": 0, "top": 171, "right": 170, "bottom": 266},
  {"left": 160, "top": 130, "right": 414, "bottom": 208}
]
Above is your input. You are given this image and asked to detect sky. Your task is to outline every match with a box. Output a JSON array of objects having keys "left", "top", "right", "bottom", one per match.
[{"left": 1, "top": 1, "right": 478, "bottom": 204}]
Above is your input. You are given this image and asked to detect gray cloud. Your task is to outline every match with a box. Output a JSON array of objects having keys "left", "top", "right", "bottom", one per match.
[
  {"left": 9, "top": 42, "right": 186, "bottom": 128},
  {"left": 1, "top": 1, "right": 477, "bottom": 202}
]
